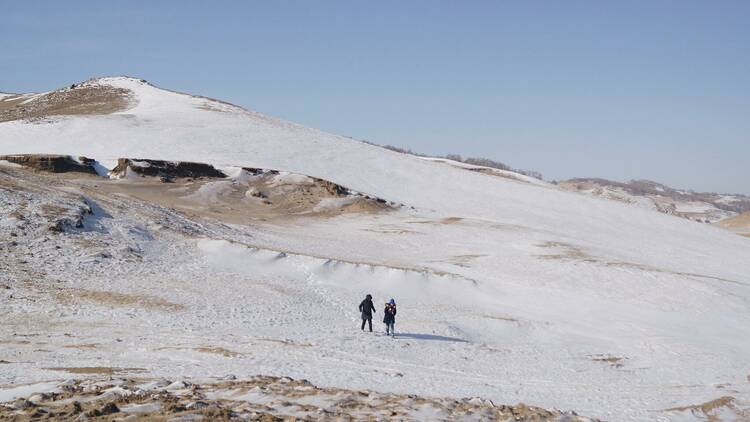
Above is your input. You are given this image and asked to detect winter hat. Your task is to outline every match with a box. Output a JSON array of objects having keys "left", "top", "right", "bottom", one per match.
[
  {"left": 389, "top": 298, "right": 395, "bottom": 305},
  {"left": 366, "top": 294, "right": 372, "bottom": 299}
]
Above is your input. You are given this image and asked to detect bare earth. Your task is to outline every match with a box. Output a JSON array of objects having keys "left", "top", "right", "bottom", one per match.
[{"left": 0, "top": 376, "right": 596, "bottom": 421}]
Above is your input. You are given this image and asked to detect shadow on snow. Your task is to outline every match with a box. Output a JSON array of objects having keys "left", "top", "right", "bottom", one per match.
[{"left": 394, "top": 333, "right": 468, "bottom": 343}]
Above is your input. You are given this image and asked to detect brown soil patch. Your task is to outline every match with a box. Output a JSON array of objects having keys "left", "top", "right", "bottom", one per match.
[
  {"left": 0, "top": 84, "right": 131, "bottom": 122},
  {"left": 44, "top": 366, "right": 146, "bottom": 375},
  {"left": 409, "top": 216, "right": 463, "bottom": 225},
  {"left": 194, "top": 347, "right": 241, "bottom": 357},
  {"left": 62, "top": 343, "right": 99, "bottom": 349},
  {"left": 56, "top": 288, "right": 185, "bottom": 312}
]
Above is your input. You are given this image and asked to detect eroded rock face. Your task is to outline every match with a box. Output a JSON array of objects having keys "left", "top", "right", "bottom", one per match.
[
  {"left": 312, "top": 177, "right": 350, "bottom": 196},
  {"left": 0, "top": 155, "right": 97, "bottom": 174},
  {"left": 111, "top": 158, "right": 227, "bottom": 179}
]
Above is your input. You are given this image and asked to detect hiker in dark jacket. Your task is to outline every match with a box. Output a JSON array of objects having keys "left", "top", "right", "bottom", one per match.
[
  {"left": 359, "top": 294, "right": 376, "bottom": 332},
  {"left": 383, "top": 298, "right": 397, "bottom": 336}
]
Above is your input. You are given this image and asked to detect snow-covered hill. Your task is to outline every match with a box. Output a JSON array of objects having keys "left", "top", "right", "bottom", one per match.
[
  {"left": 558, "top": 178, "right": 750, "bottom": 223},
  {"left": 1, "top": 77, "right": 749, "bottom": 421}
]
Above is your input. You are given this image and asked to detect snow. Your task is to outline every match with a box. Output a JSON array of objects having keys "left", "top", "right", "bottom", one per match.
[
  {"left": 0, "top": 160, "right": 23, "bottom": 168},
  {"left": 91, "top": 160, "right": 111, "bottom": 177},
  {"left": 0, "top": 382, "right": 60, "bottom": 403},
  {"left": 418, "top": 156, "right": 548, "bottom": 186},
  {"left": 113, "top": 165, "right": 142, "bottom": 180},
  {"left": 1, "top": 76, "right": 749, "bottom": 421},
  {"left": 129, "top": 160, "right": 153, "bottom": 167},
  {"left": 121, "top": 402, "right": 162, "bottom": 413},
  {"left": 18, "top": 92, "right": 47, "bottom": 105},
  {"left": 674, "top": 201, "right": 718, "bottom": 213},
  {"left": 269, "top": 172, "right": 314, "bottom": 186},
  {"left": 183, "top": 181, "right": 234, "bottom": 203},
  {"left": 220, "top": 166, "right": 258, "bottom": 183},
  {"left": 312, "top": 197, "right": 356, "bottom": 212},
  {"left": 716, "top": 195, "right": 740, "bottom": 205}
]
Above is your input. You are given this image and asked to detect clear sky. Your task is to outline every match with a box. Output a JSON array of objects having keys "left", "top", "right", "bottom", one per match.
[{"left": 2, "top": 1, "right": 749, "bottom": 194}]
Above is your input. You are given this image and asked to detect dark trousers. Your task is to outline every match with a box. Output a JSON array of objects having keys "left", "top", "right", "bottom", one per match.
[{"left": 361, "top": 317, "right": 372, "bottom": 331}]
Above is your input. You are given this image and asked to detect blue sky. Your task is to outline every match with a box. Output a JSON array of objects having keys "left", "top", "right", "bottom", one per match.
[{"left": 2, "top": 1, "right": 749, "bottom": 193}]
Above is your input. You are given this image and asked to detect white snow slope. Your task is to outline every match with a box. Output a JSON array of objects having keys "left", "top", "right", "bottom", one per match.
[{"left": 2, "top": 77, "right": 750, "bottom": 421}]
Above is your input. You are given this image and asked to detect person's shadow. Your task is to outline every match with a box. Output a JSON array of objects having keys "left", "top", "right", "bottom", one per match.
[{"left": 395, "top": 333, "right": 468, "bottom": 343}]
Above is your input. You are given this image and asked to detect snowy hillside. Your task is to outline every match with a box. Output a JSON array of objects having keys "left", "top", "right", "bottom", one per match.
[
  {"left": 558, "top": 178, "right": 750, "bottom": 223},
  {"left": 1, "top": 77, "right": 750, "bottom": 421}
]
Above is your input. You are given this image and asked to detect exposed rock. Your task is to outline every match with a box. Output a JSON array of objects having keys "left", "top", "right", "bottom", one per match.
[
  {"left": 0, "top": 154, "right": 97, "bottom": 174},
  {"left": 311, "top": 177, "right": 350, "bottom": 196},
  {"left": 111, "top": 158, "right": 227, "bottom": 179},
  {"left": 48, "top": 203, "right": 93, "bottom": 233},
  {"left": 10, "top": 398, "right": 35, "bottom": 410}
]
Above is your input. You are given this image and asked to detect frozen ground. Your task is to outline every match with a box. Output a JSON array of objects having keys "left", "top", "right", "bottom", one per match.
[{"left": 1, "top": 77, "right": 750, "bottom": 421}]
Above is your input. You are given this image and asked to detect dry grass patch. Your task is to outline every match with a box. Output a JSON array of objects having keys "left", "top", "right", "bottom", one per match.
[
  {"left": 0, "top": 84, "right": 132, "bottom": 122},
  {"left": 589, "top": 354, "right": 626, "bottom": 368},
  {"left": 665, "top": 396, "right": 745, "bottom": 419},
  {"left": 0, "top": 376, "right": 598, "bottom": 421},
  {"left": 57, "top": 288, "right": 185, "bottom": 312},
  {"left": 537, "top": 241, "right": 596, "bottom": 262},
  {"left": 444, "top": 254, "right": 487, "bottom": 268}
]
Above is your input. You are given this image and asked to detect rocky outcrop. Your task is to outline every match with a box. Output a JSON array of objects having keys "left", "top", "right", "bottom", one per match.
[
  {"left": 312, "top": 177, "right": 350, "bottom": 196},
  {"left": 0, "top": 154, "right": 97, "bottom": 174},
  {"left": 111, "top": 158, "right": 227, "bottom": 179}
]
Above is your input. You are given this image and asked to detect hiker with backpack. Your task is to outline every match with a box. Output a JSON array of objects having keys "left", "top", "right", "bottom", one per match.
[
  {"left": 383, "top": 298, "right": 397, "bottom": 336},
  {"left": 359, "top": 294, "right": 376, "bottom": 332}
]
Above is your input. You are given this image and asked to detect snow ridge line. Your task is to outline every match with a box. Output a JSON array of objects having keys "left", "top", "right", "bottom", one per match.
[{"left": 212, "top": 237, "right": 480, "bottom": 287}]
